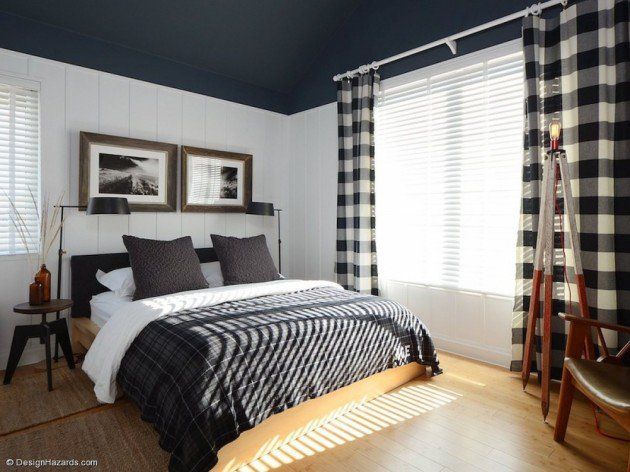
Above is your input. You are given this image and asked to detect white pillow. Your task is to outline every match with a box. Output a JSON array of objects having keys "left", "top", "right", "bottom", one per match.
[
  {"left": 201, "top": 261, "right": 224, "bottom": 288},
  {"left": 96, "top": 261, "right": 223, "bottom": 297},
  {"left": 95, "top": 267, "right": 135, "bottom": 298}
]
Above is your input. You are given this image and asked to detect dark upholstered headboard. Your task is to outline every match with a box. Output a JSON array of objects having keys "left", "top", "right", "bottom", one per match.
[{"left": 70, "top": 247, "right": 218, "bottom": 317}]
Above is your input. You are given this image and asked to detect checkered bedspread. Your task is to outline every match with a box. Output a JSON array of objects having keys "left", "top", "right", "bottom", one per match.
[{"left": 117, "top": 286, "right": 440, "bottom": 472}]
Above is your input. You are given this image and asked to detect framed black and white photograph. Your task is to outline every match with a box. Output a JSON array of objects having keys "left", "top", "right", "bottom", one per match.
[
  {"left": 181, "top": 146, "right": 252, "bottom": 212},
  {"left": 79, "top": 132, "right": 177, "bottom": 211}
]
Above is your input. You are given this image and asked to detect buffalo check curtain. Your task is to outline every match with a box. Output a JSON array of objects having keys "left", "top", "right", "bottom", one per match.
[
  {"left": 336, "top": 72, "right": 380, "bottom": 295},
  {"left": 511, "top": 0, "right": 629, "bottom": 379}
]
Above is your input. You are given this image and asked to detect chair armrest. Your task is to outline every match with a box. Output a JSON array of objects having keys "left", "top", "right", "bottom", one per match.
[{"left": 559, "top": 313, "right": 630, "bottom": 335}]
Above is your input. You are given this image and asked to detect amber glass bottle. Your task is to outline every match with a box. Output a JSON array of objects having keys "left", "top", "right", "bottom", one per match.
[
  {"left": 29, "top": 278, "right": 43, "bottom": 305},
  {"left": 35, "top": 264, "right": 51, "bottom": 303}
]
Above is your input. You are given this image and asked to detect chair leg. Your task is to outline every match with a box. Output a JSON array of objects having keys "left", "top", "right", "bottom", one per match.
[{"left": 554, "top": 370, "right": 575, "bottom": 442}]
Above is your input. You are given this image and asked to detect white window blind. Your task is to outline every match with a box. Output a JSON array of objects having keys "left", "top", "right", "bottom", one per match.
[
  {"left": 0, "top": 81, "right": 40, "bottom": 256},
  {"left": 375, "top": 46, "right": 523, "bottom": 296}
]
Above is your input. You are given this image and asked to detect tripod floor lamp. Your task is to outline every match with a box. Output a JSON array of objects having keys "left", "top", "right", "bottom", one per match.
[
  {"left": 246, "top": 201, "right": 283, "bottom": 273},
  {"left": 54, "top": 197, "right": 130, "bottom": 359},
  {"left": 520, "top": 119, "right": 594, "bottom": 420}
]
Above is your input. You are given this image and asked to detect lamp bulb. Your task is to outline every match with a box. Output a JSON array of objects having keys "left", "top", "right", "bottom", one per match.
[{"left": 549, "top": 118, "right": 562, "bottom": 141}]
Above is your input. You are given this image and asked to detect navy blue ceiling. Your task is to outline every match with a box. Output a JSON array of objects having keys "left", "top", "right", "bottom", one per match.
[
  {"left": 0, "top": 0, "right": 568, "bottom": 115},
  {"left": 0, "top": 0, "right": 360, "bottom": 114},
  {"left": 289, "top": 0, "right": 567, "bottom": 113}
]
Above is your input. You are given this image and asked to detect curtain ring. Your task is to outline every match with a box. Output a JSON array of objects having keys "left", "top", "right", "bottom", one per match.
[
  {"left": 529, "top": 2, "right": 542, "bottom": 16},
  {"left": 370, "top": 61, "right": 379, "bottom": 71},
  {"left": 561, "top": 0, "right": 568, "bottom": 7}
]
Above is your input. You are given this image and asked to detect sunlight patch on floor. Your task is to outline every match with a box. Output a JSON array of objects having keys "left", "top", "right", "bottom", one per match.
[
  {"left": 238, "top": 383, "right": 461, "bottom": 471},
  {"left": 439, "top": 373, "right": 487, "bottom": 387}
]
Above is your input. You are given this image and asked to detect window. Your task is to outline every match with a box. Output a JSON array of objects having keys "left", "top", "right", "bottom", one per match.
[
  {"left": 0, "top": 79, "right": 40, "bottom": 256},
  {"left": 375, "top": 43, "right": 523, "bottom": 296}
]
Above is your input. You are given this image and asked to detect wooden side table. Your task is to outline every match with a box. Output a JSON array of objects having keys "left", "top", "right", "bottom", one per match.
[{"left": 3, "top": 299, "right": 75, "bottom": 391}]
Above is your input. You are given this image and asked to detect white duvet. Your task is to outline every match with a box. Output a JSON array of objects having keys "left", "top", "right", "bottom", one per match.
[{"left": 83, "top": 279, "right": 341, "bottom": 403}]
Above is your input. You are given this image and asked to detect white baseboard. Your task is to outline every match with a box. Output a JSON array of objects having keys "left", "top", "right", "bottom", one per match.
[{"left": 432, "top": 335, "right": 511, "bottom": 368}]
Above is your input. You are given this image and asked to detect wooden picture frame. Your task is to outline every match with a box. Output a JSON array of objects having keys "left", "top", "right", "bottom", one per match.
[
  {"left": 79, "top": 132, "right": 177, "bottom": 212},
  {"left": 181, "top": 146, "right": 252, "bottom": 213}
]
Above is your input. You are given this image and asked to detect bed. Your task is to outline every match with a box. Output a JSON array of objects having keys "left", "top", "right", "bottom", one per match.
[{"left": 70, "top": 248, "right": 440, "bottom": 472}]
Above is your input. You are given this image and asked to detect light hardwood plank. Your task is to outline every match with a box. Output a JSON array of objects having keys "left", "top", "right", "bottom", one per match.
[
  {"left": 2, "top": 352, "right": 626, "bottom": 471},
  {"left": 246, "top": 352, "right": 628, "bottom": 472}
]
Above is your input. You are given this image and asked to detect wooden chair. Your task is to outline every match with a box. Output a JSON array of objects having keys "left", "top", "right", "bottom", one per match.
[{"left": 554, "top": 313, "right": 630, "bottom": 470}]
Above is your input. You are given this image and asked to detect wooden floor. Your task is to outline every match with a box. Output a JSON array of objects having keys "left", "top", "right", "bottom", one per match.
[
  {"left": 241, "top": 352, "right": 628, "bottom": 472},
  {"left": 1, "top": 352, "right": 628, "bottom": 471}
]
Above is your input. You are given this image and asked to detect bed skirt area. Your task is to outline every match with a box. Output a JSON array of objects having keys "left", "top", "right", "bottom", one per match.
[
  {"left": 74, "top": 315, "right": 425, "bottom": 471},
  {"left": 214, "top": 362, "right": 426, "bottom": 471}
]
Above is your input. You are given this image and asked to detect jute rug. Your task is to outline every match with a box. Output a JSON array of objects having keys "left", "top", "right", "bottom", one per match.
[
  {"left": 0, "top": 362, "right": 169, "bottom": 470},
  {"left": 0, "top": 363, "right": 100, "bottom": 436},
  {"left": 0, "top": 401, "right": 170, "bottom": 471}
]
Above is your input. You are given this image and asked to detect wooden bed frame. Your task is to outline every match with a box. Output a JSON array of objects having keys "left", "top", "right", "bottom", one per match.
[
  {"left": 72, "top": 317, "right": 100, "bottom": 354},
  {"left": 72, "top": 317, "right": 425, "bottom": 471},
  {"left": 69, "top": 250, "right": 428, "bottom": 471}
]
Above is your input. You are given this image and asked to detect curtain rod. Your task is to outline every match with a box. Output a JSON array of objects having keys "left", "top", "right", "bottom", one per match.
[{"left": 332, "top": 0, "right": 567, "bottom": 82}]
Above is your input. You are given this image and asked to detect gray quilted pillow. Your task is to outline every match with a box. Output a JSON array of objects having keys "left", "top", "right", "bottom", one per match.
[
  {"left": 123, "top": 235, "right": 209, "bottom": 300},
  {"left": 211, "top": 234, "right": 280, "bottom": 285}
]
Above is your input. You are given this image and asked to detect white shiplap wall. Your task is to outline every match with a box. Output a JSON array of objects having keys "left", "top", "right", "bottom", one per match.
[
  {"left": 0, "top": 48, "right": 291, "bottom": 368},
  {"left": 288, "top": 103, "right": 338, "bottom": 282},
  {"left": 0, "top": 47, "right": 514, "bottom": 369},
  {"left": 288, "top": 102, "right": 513, "bottom": 367}
]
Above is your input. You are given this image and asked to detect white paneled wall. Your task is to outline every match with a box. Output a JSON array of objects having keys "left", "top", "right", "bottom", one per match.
[
  {"left": 383, "top": 282, "right": 513, "bottom": 366},
  {"left": 0, "top": 48, "right": 290, "bottom": 368},
  {"left": 0, "top": 46, "right": 513, "bottom": 369},
  {"left": 288, "top": 103, "right": 338, "bottom": 282},
  {"left": 288, "top": 102, "right": 513, "bottom": 367}
]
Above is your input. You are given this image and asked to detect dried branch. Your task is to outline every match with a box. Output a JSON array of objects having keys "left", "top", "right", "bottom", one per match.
[
  {"left": 6, "top": 195, "right": 35, "bottom": 248},
  {"left": 9, "top": 213, "right": 35, "bottom": 271},
  {"left": 5, "top": 188, "right": 65, "bottom": 274},
  {"left": 42, "top": 193, "right": 65, "bottom": 260}
]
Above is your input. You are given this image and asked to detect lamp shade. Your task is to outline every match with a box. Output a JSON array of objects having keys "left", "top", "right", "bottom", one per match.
[
  {"left": 246, "top": 201, "right": 274, "bottom": 216},
  {"left": 86, "top": 197, "right": 131, "bottom": 215}
]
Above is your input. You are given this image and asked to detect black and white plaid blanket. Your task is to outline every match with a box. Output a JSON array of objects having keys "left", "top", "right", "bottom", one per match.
[{"left": 117, "top": 286, "right": 439, "bottom": 472}]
